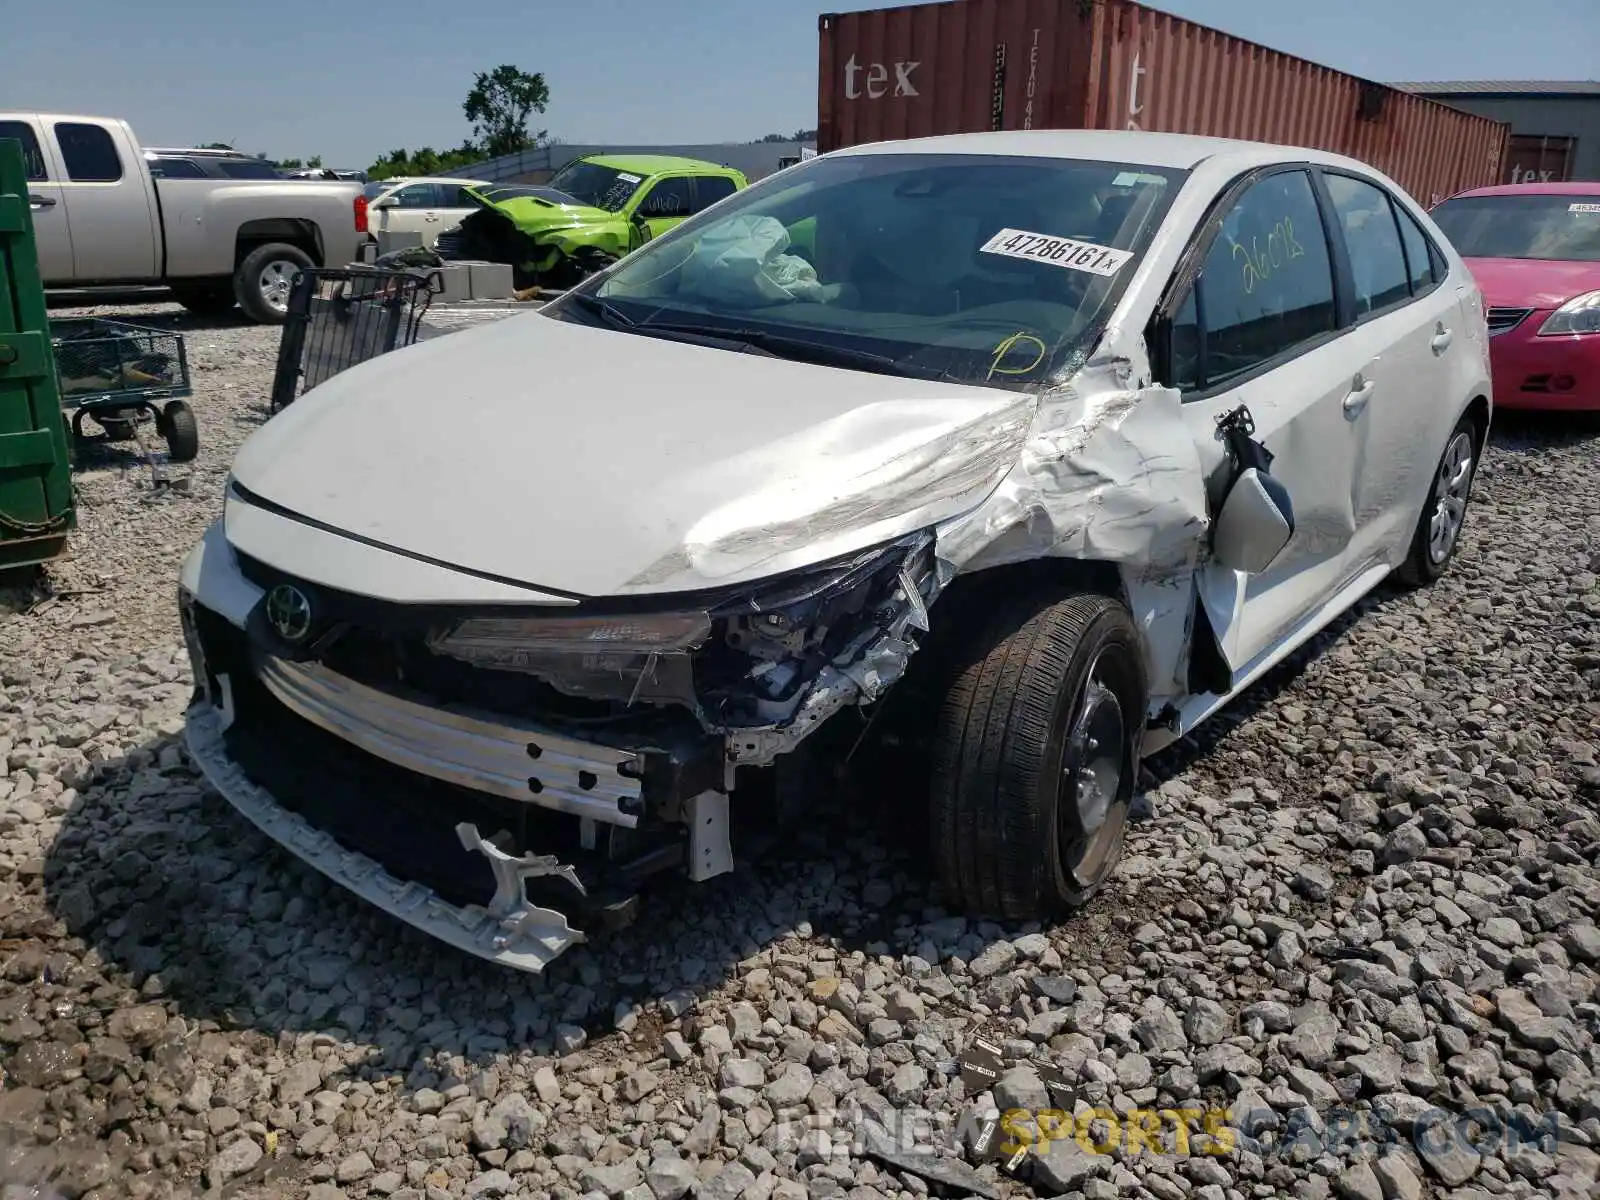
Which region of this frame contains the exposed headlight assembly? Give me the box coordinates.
[424,534,936,725]
[1538,290,1600,336]
[429,611,712,664]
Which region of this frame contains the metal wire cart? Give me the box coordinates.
[269,266,442,412]
[51,317,198,461]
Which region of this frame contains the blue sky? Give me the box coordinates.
[5,0,1595,168]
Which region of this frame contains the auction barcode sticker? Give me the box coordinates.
[1570,202,1600,214]
[980,227,1134,276]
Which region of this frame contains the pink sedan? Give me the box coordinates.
[1430,182,1600,411]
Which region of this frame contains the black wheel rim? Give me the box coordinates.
[1056,647,1132,888]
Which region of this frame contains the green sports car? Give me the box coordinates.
[442,153,749,287]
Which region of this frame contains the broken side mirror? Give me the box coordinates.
[1212,466,1294,574]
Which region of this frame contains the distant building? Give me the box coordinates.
[1391,81,1600,183]
[451,142,817,187]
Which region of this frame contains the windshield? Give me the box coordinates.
[551,152,1183,391]
[545,160,645,211]
[363,181,396,200]
[1432,193,1600,262]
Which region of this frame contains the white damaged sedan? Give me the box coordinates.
[179,129,1491,971]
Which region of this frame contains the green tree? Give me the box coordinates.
[366,141,482,182]
[752,129,818,144]
[463,65,550,159]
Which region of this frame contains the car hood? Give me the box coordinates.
[464,187,617,235]
[229,311,1036,598]
[1463,256,1600,311]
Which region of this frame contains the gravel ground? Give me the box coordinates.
[2,300,1598,1200]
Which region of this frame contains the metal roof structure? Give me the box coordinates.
[1390,81,1600,97]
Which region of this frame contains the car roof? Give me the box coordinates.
[825,128,1385,174]
[1446,181,1600,199]
[577,153,741,176]
[375,175,490,186]
[145,147,259,159]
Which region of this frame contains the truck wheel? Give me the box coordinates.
[930,588,1146,920]
[234,243,313,324]
[171,283,236,317]
[158,400,200,463]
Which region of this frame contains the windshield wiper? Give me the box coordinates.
[639,320,955,381]
[561,291,637,328]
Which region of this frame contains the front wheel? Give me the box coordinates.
[1396,413,1479,586]
[234,243,313,324]
[930,588,1147,920]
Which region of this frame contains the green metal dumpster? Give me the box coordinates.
[0,136,74,570]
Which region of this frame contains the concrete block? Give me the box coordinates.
[466,261,515,300]
[432,263,474,303]
[375,229,425,255]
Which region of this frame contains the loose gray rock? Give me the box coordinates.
[208,1137,262,1185]
[1335,1161,1383,1200]
[646,1153,697,1200]
[968,941,1018,979]
[1184,997,1231,1046]
[994,1064,1050,1112]
[1373,1155,1423,1200]
[336,1152,375,1184]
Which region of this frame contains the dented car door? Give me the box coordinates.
[1165,168,1365,677]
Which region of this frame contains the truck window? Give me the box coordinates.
[0,121,47,181]
[54,122,123,183]
[639,177,693,218]
[692,176,738,212]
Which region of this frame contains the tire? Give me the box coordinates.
[158,399,200,463]
[930,588,1147,920]
[234,243,313,324]
[171,283,236,317]
[1395,412,1479,587]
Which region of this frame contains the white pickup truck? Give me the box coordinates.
[0,113,369,322]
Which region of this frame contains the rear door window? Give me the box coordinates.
[0,121,48,181]
[54,122,124,183]
[1323,173,1410,315]
[692,176,738,212]
[1393,204,1439,295]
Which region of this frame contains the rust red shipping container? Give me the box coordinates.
[818,0,1510,206]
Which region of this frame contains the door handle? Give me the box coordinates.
[28,194,56,210]
[1430,324,1453,354]
[425,214,440,222]
[1343,375,1375,418]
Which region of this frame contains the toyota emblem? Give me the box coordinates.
[265,583,313,643]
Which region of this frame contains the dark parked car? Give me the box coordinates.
[143,147,285,181]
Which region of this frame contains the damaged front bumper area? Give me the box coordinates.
[177,523,941,971]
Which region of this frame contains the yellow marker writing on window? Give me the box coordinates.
[988,332,1048,380]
